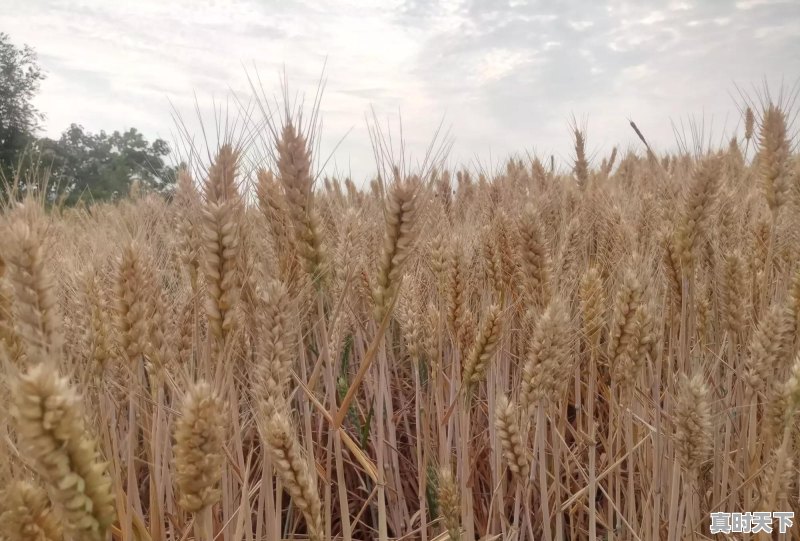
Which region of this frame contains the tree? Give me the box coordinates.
[1,33,175,204]
[0,32,45,180]
[38,124,178,204]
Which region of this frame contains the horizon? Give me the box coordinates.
[6,0,800,182]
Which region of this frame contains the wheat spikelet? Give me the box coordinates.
[461,303,503,390]
[256,167,297,277]
[494,212,517,291]
[611,300,655,391]
[673,373,712,474]
[437,466,461,541]
[745,302,793,394]
[758,104,791,214]
[114,242,149,365]
[695,276,712,343]
[531,157,548,188]
[520,299,573,408]
[608,268,644,367]
[662,229,684,309]
[516,205,551,307]
[255,168,282,223]
[745,107,755,142]
[11,363,116,541]
[253,279,294,417]
[199,145,245,352]
[573,127,589,189]
[675,156,720,273]
[764,380,792,448]
[200,200,241,349]
[480,225,503,292]
[327,302,353,364]
[261,409,324,541]
[717,186,742,242]
[276,122,326,282]
[720,251,749,338]
[0,480,63,541]
[83,269,112,381]
[173,380,225,513]
[494,394,530,479]
[175,167,202,291]
[558,216,582,284]
[5,218,62,363]
[205,144,240,205]
[373,177,420,321]
[332,207,360,283]
[423,302,440,368]
[446,242,474,352]
[175,295,197,366]
[580,266,606,349]
[434,169,453,217]
[0,269,25,363]
[399,300,423,363]
[429,231,448,281]
[175,166,199,205]
[142,254,169,376]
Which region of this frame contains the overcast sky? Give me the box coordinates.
[5,0,800,181]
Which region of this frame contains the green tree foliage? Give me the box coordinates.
[1,32,176,204]
[38,124,177,204]
[0,32,45,180]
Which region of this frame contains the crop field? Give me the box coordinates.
[1,95,799,541]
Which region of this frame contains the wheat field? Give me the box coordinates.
[1,93,799,541]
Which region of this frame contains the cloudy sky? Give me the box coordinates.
[5,0,800,181]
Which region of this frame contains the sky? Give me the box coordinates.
[4,0,800,182]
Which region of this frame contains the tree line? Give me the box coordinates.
[1,32,177,204]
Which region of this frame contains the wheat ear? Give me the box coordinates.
[12,363,116,541]
[0,480,63,541]
[373,176,420,321]
[261,408,324,541]
[745,303,793,394]
[0,269,25,364]
[200,199,241,350]
[495,393,531,479]
[675,157,720,275]
[461,303,503,391]
[520,299,573,409]
[83,269,112,382]
[277,121,326,283]
[114,242,149,365]
[6,219,62,363]
[758,104,790,215]
[674,373,713,475]
[721,251,749,338]
[516,205,551,307]
[254,279,294,417]
[437,466,462,541]
[573,127,589,188]
[580,266,606,350]
[173,381,224,541]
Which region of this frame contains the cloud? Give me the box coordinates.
[569,20,595,31]
[4,0,799,181]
